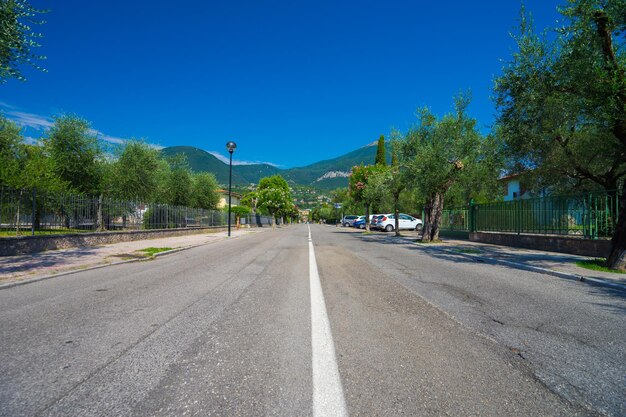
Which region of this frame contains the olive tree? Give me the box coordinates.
[494,1,626,269]
[0,0,47,82]
[108,140,162,201]
[43,115,103,194]
[398,95,483,242]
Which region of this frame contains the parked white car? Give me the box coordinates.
[377,213,423,232]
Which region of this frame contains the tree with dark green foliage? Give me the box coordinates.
[330,187,363,217]
[363,166,392,211]
[191,172,219,209]
[227,205,252,217]
[444,133,503,208]
[387,140,407,235]
[241,191,259,213]
[0,114,24,186]
[494,0,626,270]
[19,143,65,191]
[399,95,484,242]
[163,155,193,207]
[311,204,335,223]
[108,140,162,201]
[375,135,386,166]
[0,0,47,82]
[348,164,378,231]
[44,115,103,194]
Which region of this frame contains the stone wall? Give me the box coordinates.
[470,231,612,258]
[0,227,228,256]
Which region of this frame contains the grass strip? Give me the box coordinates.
[576,258,626,274]
[138,247,173,257]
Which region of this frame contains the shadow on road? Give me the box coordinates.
[336,229,626,305]
[0,246,104,276]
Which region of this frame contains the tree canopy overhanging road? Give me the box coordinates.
[1,225,624,416]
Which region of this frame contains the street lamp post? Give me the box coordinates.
[226,141,237,236]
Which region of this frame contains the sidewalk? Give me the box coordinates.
[400,235,626,289]
[336,226,626,290]
[0,228,267,288]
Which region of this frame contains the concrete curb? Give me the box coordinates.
[0,233,247,291]
[409,239,626,292]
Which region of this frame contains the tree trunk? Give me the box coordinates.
[365,204,371,232]
[607,185,626,271]
[97,194,104,231]
[394,199,400,237]
[421,193,444,243]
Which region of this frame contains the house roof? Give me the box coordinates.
[498,172,526,182]
[217,189,243,198]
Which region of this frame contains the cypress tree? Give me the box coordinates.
[375,135,386,166]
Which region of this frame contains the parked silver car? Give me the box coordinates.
[370,214,386,230]
[341,215,359,227]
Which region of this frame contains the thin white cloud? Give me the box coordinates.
[0,103,163,149]
[5,110,54,130]
[208,151,280,167]
[2,102,224,159]
[87,128,127,145]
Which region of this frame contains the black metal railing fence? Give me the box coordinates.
[0,185,274,236]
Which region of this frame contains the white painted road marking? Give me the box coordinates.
[308,225,348,417]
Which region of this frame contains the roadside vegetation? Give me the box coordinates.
[576,259,626,275]
[314,1,626,270]
[138,247,174,257]
[0,115,220,210]
[240,175,298,226]
[1,1,624,269]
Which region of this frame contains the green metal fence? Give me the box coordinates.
[440,190,620,239]
[439,207,470,238]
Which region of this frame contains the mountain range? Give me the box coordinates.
[160,143,387,190]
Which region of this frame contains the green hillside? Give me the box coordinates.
[285,144,383,186]
[160,143,388,189]
[236,163,282,184]
[160,146,234,184]
[160,146,280,185]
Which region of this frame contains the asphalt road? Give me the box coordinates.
[1,224,624,416]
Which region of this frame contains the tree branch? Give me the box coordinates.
[555,134,609,187]
[594,11,626,147]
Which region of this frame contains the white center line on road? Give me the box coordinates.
[308,225,348,417]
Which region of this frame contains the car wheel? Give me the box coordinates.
[343,223,348,227]
[385,224,394,232]
[415,224,423,232]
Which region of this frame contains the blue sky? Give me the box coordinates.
[1,0,564,168]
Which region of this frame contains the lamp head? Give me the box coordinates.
[226,141,237,154]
